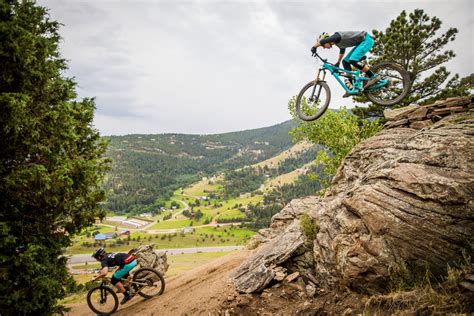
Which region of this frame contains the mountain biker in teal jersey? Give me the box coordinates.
[311,31,379,97]
[92,247,137,305]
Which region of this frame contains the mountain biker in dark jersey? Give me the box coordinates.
[92,247,138,305]
[310,31,379,97]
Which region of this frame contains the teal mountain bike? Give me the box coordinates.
[296,51,411,121]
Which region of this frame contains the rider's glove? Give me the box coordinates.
[310,46,317,54]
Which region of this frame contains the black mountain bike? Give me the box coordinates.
[295,51,411,121]
[87,267,165,315]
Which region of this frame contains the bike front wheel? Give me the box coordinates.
[87,285,119,316]
[364,62,411,106]
[295,80,331,121]
[132,267,165,299]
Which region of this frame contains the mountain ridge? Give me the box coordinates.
[104,119,295,138]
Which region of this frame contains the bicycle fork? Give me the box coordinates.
[311,68,327,101]
[100,286,108,304]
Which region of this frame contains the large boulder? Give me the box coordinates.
[232,100,474,294]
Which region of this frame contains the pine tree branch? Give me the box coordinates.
[417,53,453,73]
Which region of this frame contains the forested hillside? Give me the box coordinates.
[104,120,296,214]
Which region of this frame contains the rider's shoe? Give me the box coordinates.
[364,75,380,89]
[342,92,351,98]
[121,292,132,305]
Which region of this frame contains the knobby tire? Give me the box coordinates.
[364,62,411,106]
[87,285,119,316]
[295,81,331,121]
[132,267,165,299]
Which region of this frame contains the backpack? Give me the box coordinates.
[129,244,169,275]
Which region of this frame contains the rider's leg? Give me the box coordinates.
[112,277,131,304]
[111,276,128,293]
[346,33,377,86]
[112,259,138,304]
[115,281,126,293]
[342,60,352,72]
[342,59,354,85]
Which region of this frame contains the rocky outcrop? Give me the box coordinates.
[232,97,474,294]
[383,96,473,129]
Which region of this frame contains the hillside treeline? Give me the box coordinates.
[104,121,295,214]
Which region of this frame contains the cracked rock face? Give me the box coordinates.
[231,221,306,293]
[232,108,474,294]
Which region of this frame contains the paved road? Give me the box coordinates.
[67,246,244,265]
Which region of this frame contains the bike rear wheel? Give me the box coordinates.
[364,62,411,106]
[295,80,331,121]
[87,285,119,316]
[132,267,165,299]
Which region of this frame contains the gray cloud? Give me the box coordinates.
[39,0,473,135]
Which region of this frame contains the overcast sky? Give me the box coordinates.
[38,0,473,136]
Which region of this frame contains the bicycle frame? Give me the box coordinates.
[313,52,387,95]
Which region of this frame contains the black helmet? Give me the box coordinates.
[92,247,106,260]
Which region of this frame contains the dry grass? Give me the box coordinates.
[365,286,469,314]
[252,142,313,169]
[364,259,474,315]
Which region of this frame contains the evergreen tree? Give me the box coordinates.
[0,1,109,314]
[354,9,464,118]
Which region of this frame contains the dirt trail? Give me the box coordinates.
[67,250,250,316]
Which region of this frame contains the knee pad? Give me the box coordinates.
[349,60,364,70]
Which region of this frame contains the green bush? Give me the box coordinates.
[299,213,319,242]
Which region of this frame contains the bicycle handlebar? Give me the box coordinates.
[312,51,336,66]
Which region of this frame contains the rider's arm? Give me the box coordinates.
[93,266,109,281]
[337,52,345,64]
[313,40,322,48]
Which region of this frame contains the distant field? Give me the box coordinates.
[264,169,302,189]
[214,195,263,219]
[217,208,246,220]
[150,218,205,230]
[183,177,223,197]
[218,194,263,209]
[252,142,313,169]
[194,226,253,238]
[262,160,316,191]
[151,188,263,228]
[66,226,255,255]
